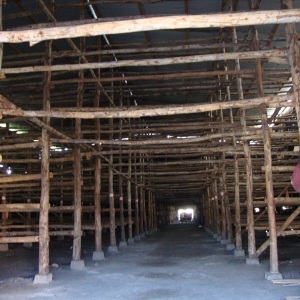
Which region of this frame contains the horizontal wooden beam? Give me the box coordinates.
[0,173,53,183]
[0,203,41,212]
[0,49,286,74]
[0,236,39,243]
[1,10,300,45]
[0,94,293,119]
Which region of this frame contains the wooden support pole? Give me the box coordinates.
[108,73,117,252]
[1,9,300,44]
[93,36,104,260]
[282,0,300,137]
[261,105,280,277]
[71,7,85,269]
[118,87,126,247]
[0,93,292,119]
[35,34,52,283]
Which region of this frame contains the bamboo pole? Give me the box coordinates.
[1,10,300,45]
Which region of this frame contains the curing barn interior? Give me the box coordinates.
[1,0,300,298]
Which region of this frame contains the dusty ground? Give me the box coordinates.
[0,224,299,300]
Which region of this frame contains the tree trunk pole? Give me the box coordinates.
[34,18,52,280]
[233,24,258,264]
[282,0,300,136]
[71,3,85,269]
[93,36,104,261]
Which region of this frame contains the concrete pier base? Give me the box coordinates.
[70,260,85,270]
[0,244,8,252]
[107,245,119,253]
[265,272,283,280]
[134,235,141,242]
[33,273,52,284]
[127,238,135,245]
[119,241,128,248]
[216,236,222,242]
[213,233,218,239]
[92,251,105,261]
[234,249,245,257]
[220,239,228,245]
[246,258,260,265]
[226,243,235,250]
[140,232,146,238]
[23,242,32,248]
[145,230,149,236]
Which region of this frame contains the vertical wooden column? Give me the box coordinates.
[219,177,227,242]
[34,17,53,282]
[139,153,144,237]
[134,140,141,241]
[261,105,282,280]
[232,26,258,265]
[282,0,300,136]
[127,134,134,244]
[148,190,152,233]
[230,107,244,256]
[118,87,127,248]
[70,2,85,270]
[93,37,104,261]
[108,89,118,252]
[24,161,33,248]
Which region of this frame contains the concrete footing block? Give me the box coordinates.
[220,239,228,245]
[265,272,283,280]
[140,232,146,238]
[213,233,218,239]
[234,249,245,257]
[107,245,119,253]
[216,236,222,242]
[33,273,52,284]
[246,258,260,265]
[119,241,128,248]
[226,243,235,250]
[145,230,149,236]
[127,238,135,245]
[23,242,32,248]
[70,260,85,270]
[0,244,8,252]
[93,251,105,261]
[134,235,141,242]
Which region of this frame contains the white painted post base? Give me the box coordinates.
[33,273,52,284]
[93,251,105,261]
[246,258,260,265]
[70,260,85,270]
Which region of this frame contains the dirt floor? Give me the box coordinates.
[0,224,299,300]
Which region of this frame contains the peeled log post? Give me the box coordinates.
[1,10,300,45]
[70,24,85,269]
[283,0,300,137]
[93,41,104,260]
[34,36,52,283]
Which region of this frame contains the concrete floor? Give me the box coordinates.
[0,224,299,300]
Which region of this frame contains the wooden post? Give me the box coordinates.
[127,146,134,244]
[118,86,127,248]
[33,18,52,282]
[93,36,104,261]
[282,0,300,137]
[134,159,141,241]
[107,73,118,253]
[261,105,282,279]
[70,2,85,270]
[233,25,258,265]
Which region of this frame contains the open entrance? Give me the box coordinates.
[178,208,194,223]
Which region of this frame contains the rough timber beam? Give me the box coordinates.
[0,93,293,119]
[0,10,300,45]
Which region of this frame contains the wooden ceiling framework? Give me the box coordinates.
[0,0,300,282]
